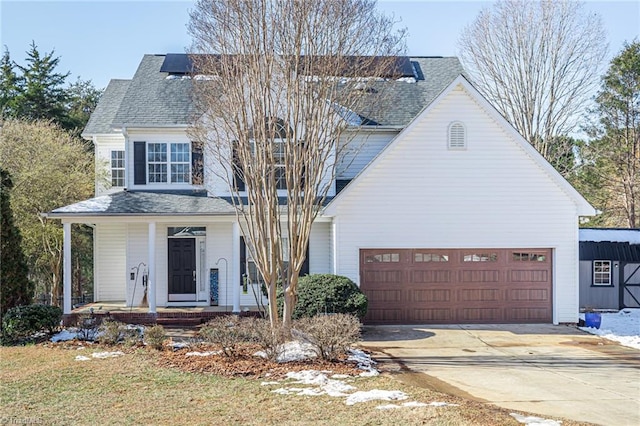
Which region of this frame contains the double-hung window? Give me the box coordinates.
[147,142,190,183]
[110,150,125,187]
[593,260,612,286]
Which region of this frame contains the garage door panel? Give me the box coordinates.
[459,307,503,322]
[410,308,454,322]
[459,288,501,302]
[360,248,552,324]
[510,270,549,282]
[508,288,549,302]
[365,308,404,323]
[411,270,452,283]
[461,270,500,282]
[411,289,451,302]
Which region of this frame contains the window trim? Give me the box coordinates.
[146,142,191,185]
[592,260,613,287]
[110,150,125,187]
[448,121,466,150]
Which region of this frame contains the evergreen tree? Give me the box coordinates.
[0,48,21,118]
[582,41,640,227]
[0,168,34,318]
[66,77,103,136]
[14,41,70,126]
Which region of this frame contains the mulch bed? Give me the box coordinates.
[157,344,364,379]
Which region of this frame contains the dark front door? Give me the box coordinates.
[168,238,196,301]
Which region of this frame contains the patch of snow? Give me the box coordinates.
[579,228,640,244]
[331,374,350,379]
[348,348,379,376]
[396,77,416,83]
[345,389,408,406]
[260,381,280,386]
[579,309,640,350]
[510,413,562,426]
[376,404,401,410]
[92,351,124,359]
[427,401,459,407]
[54,195,112,214]
[278,370,357,397]
[171,342,190,350]
[75,355,90,361]
[51,329,79,342]
[274,341,318,363]
[185,351,219,357]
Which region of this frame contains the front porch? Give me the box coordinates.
[65,302,262,326]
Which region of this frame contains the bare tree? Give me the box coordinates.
[188,0,404,328]
[458,0,607,162]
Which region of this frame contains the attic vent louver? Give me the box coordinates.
[448,121,466,150]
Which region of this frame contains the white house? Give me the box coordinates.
[48,54,596,324]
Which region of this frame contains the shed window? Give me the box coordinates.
[593,260,612,286]
[448,121,466,150]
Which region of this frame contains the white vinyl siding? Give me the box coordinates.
[309,222,331,274]
[328,85,581,324]
[337,131,398,179]
[94,136,125,195]
[94,223,126,301]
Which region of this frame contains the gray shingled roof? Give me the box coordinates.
[111,55,194,128]
[350,57,465,126]
[48,191,237,217]
[82,79,130,136]
[83,54,464,134]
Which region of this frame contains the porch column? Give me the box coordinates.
[148,221,157,314]
[63,222,72,315]
[232,221,241,313]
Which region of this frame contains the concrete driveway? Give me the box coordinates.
[360,324,640,425]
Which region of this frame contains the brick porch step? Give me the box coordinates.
[155,317,205,327]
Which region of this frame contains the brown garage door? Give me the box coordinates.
[360,248,552,324]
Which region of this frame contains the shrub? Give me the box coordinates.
[97,320,126,345]
[243,316,285,361]
[293,313,361,361]
[76,314,100,341]
[279,274,368,319]
[199,315,253,357]
[144,325,166,350]
[1,304,62,341]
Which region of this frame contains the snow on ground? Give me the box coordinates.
[74,351,124,361]
[510,413,562,426]
[579,309,640,350]
[254,340,318,363]
[51,329,79,342]
[345,389,408,406]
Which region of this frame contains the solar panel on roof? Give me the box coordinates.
[160,53,416,78]
[160,54,194,74]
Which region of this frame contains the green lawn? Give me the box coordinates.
[0,345,583,425]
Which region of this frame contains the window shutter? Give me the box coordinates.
[240,236,247,286]
[300,243,310,276]
[191,142,204,185]
[133,142,146,185]
[232,142,245,191]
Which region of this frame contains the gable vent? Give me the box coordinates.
[448,122,466,150]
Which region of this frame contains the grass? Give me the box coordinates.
[0,345,588,426]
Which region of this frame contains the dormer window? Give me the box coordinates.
[448,121,466,150]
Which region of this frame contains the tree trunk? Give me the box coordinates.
[282,274,299,330]
[266,282,279,330]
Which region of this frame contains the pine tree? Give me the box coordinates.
[14,41,70,126]
[0,168,33,318]
[0,48,21,118]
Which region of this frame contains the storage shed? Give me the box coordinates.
[579,228,640,310]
